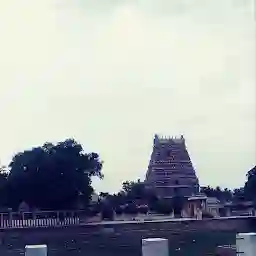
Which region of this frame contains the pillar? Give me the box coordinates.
[25,245,47,256]
[32,211,36,220]
[0,213,3,227]
[8,211,12,227]
[142,238,168,256]
[236,233,256,256]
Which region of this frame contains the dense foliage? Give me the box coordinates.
[0,139,102,211]
[0,166,8,207]
[97,180,185,216]
[244,166,256,201]
[200,186,233,202]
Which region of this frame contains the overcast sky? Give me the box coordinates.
[0,0,255,193]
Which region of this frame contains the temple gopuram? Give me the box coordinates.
[145,134,199,199]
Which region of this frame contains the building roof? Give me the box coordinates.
[206,197,220,204]
[188,195,207,201]
[154,134,185,144]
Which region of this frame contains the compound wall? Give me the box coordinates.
[1,217,256,256]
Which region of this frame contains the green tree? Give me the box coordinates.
[0,166,8,207]
[7,139,103,210]
[233,188,245,202]
[121,179,155,203]
[101,203,114,220]
[122,181,137,193]
[200,186,232,202]
[244,165,256,201]
[154,199,173,215]
[122,179,146,199]
[123,202,138,215]
[100,180,156,214]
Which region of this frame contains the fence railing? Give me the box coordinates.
[0,210,81,229]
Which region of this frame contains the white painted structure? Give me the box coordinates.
[0,210,80,229]
[0,216,80,228]
[206,197,220,217]
[142,238,169,256]
[25,245,47,256]
[236,233,256,256]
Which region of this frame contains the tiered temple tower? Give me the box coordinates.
[145,134,199,198]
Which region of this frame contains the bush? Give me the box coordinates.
[138,205,148,214]
[115,206,123,215]
[123,203,138,215]
[101,205,114,220]
[155,200,173,215]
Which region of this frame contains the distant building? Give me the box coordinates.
[145,134,199,199]
[182,195,207,219]
[182,195,220,218]
[206,197,221,217]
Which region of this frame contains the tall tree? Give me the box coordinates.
[0,166,8,207]
[7,139,103,210]
[244,165,256,201]
[233,187,245,202]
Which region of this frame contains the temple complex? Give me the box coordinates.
[145,134,199,198]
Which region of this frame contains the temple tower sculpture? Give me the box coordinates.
[145,134,199,198]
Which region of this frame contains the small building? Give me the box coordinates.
[206,197,221,217]
[182,195,207,219]
[182,195,220,218]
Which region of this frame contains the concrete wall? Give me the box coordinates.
[1,217,256,256]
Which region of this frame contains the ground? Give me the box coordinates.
[167,232,235,256]
[0,231,235,256]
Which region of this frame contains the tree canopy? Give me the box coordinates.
[5,138,103,211]
[244,165,256,201]
[0,166,8,207]
[200,186,233,202]
[97,179,187,216]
